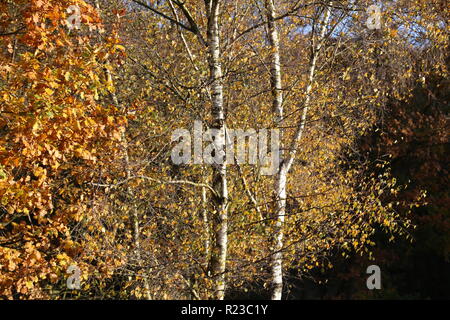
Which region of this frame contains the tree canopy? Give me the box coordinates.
[0,0,448,299]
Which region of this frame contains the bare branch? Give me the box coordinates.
[131,0,194,33]
[91,175,219,198]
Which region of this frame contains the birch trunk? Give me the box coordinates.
[265,0,286,300]
[267,1,333,300]
[284,3,332,173]
[206,0,228,300]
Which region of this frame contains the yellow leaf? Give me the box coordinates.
[25,281,34,289]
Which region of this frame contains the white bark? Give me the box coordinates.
[127,0,229,300]
[266,0,283,125]
[267,0,332,300]
[284,3,332,174]
[266,0,287,300]
[265,0,286,300]
[206,0,228,300]
[272,167,287,300]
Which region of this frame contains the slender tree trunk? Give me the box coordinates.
[124,147,152,300]
[284,3,332,172]
[202,184,211,261]
[206,0,228,300]
[265,0,286,300]
[267,0,333,300]
[94,0,152,300]
[266,0,283,124]
[272,168,287,300]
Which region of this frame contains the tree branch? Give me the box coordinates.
[91,175,219,197]
[0,26,25,37]
[131,0,194,33]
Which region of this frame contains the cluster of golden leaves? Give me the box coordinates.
[0,0,126,298]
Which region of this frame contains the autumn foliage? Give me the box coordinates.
[0,0,126,298]
[0,0,448,299]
